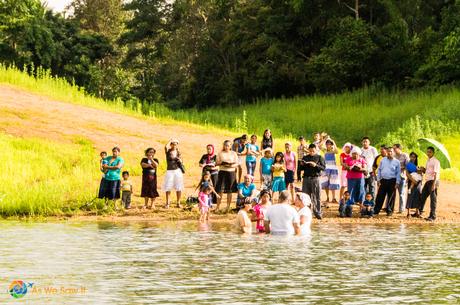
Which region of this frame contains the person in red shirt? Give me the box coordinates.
[340,143,352,200]
[343,147,367,209]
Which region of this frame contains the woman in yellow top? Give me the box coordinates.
[271,152,287,202]
[215,140,239,212]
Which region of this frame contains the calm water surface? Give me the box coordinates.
[0,221,459,304]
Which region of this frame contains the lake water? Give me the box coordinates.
[0,221,459,304]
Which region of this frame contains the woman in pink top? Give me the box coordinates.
[284,142,297,201]
[343,147,367,206]
[340,143,352,200]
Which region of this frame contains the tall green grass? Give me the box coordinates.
[0,134,99,216]
[169,87,460,144]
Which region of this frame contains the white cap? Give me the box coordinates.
[351,147,362,155]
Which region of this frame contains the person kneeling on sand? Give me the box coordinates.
[339,191,354,218]
[264,190,300,235]
[360,192,375,218]
[236,201,252,234]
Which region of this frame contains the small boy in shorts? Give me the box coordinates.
[121,171,133,209]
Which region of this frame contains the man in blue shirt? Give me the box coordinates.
[375,147,401,216]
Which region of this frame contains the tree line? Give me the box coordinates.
[1,0,460,108]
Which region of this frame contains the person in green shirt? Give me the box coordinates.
[102,146,124,210]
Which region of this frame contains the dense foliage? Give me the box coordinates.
[2,0,460,108]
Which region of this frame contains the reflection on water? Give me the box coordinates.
[0,221,459,304]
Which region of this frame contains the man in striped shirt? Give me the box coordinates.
[419,146,441,221]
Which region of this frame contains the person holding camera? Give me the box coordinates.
[343,147,367,211]
[163,139,184,208]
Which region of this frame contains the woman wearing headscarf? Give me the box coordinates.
[340,142,353,200]
[199,144,218,204]
[343,147,367,208]
[294,192,312,235]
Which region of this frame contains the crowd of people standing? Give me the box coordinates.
[96,129,442,235]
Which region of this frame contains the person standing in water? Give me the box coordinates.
[236,201,253,234]
[264,190,300,235]
[294,193,312,235]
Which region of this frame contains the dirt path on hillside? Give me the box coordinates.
[1,84,459,224]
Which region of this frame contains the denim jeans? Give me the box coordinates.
[339,202,353,217]
[361,207,374,217]
[246,161,256,176]
[347,178,365,204]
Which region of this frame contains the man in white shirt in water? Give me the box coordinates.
[264,190,300,235]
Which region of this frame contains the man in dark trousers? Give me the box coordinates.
[300,144,326,219]
[375,147,401,216]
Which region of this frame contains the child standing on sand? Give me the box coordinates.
[244,134,260,176]
[121,171,133,209]
[198,186,213,222]
[271,152,287,202]
[259,149,274,191]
